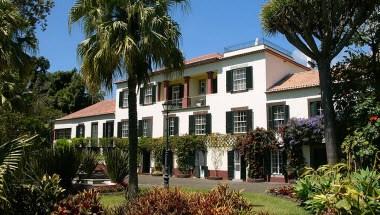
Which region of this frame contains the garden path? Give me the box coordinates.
[138,175,286,193]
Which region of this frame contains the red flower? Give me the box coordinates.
[369,115,379,122]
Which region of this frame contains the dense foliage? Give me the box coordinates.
[5,174,64,215]
[107,184,253,215]
[295,164,380,214]
[172,135,206,174]
[52,189,103,215]
[282,117,324,174]
[236,128,277,179]
[104,149,129,187]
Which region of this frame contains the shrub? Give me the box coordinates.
[80,151,98,177]
[104,149,128,187]
[5,174,65,215]
[173,135,206,174]
[236,128,277,179]
[33,145,82,189]
[107,184,253,215]
[294,164,380,214]
[52,189,103,214]
[267,185,296,198]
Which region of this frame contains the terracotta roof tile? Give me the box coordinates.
[57,100,115,120]
[268,70,319,92]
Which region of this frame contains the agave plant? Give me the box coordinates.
[0,135,35,206]
[104,149,128,187]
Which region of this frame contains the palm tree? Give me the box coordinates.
[261,0,378,164]
[0,0,36,108]
[69,0,186,198]
[0,136,34,207]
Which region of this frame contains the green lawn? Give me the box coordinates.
[100,189,309,215]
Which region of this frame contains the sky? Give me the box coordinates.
[35,0,309,97]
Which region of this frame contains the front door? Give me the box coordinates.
[172,85,182,108]
[142,150,151,174]
[234,150,241,180]
[227,150,234,180]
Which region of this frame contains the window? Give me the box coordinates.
[144,87,153,105]
[199,79,206,95]
[168,117,175,136]
[233,111,247,133]
[271,150,283,175]
[233,68,246,91]
[55,128,71,140]
[122,91,128,108]
[272,105,286,130]
[91,123,98,138]
[121,121,129,138]
[194,115,206,135]
[310,101,322,117]
[171,85,182,108]
[76,124,85,137]
[142,119,151,137]
[234,150,241,171]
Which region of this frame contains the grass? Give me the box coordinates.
[100,188,309,215]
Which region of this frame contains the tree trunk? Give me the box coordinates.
[127,76,139,198]
[317,59,339,164]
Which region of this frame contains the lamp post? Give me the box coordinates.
[162,101,170,188]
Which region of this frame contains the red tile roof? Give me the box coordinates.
[267,70,319,92]
[57,100,115,120]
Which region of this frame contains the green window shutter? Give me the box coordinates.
[212,78,218,93]
[189,115,195,135]
[227,150,234,180]
[152,85,157,103]
[267,106,273,130]
[138,120,143,137]
[119,91,123,108]
[226,70,233,92]
[285,105,290,124]
[246,110,253,132]
[76,125,80,138]
[148,119,153,137]
[246,66,253,89]
[117,122,122,138]
[310,102,317,117]
[163,117,167,137]
[206,113,212,134]
[226,111,233,134]
[102,123,106,138]
[174,117,179,136]
[139,87,145,105]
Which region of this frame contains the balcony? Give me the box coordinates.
[167,95,207,110]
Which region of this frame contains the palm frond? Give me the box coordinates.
[0,135,35,205]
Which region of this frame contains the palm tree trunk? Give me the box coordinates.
[127,76,139,198]
[317,59,338,164]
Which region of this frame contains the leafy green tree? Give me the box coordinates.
[261,0,378,164]
[69,0,186,198]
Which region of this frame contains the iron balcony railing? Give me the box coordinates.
[167,95,207,110]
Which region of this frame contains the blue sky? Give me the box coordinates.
[36,0,308,73]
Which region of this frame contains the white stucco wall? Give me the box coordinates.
[54,114,115,138]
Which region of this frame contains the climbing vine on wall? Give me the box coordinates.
[235,128,277,179]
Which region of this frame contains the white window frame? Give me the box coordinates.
[121,121,129,138]
[194,115,206,135]
[142,119,150,137]
[271,150,283,175]
[273,105,286,130]
[91,123,98,138]
[233,68,246,91]
[122,91,128,108]
[144,87,153,105]
[199,79,206,95]
[310,101,323,117]
[168,117,175,136]
[233,111,247,133]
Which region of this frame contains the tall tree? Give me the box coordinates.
[261,0,378,164]
[69,0,186,197]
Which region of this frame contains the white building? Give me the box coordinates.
[54,40,323,182]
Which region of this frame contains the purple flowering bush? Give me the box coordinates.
[281,116,324,175]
